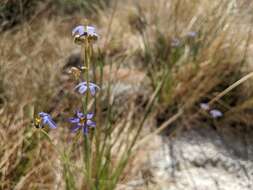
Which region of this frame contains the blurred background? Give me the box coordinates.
[1,0,253,189]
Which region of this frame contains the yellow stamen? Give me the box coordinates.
[34,117,42,128]
[80,117,86,125]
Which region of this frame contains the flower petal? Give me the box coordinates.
[86,113,94,120]
[90,82,100,89]
[87,120,96,127]
[39,112,49,117]
[72,25,86,36]
[171,38,180,47]
[200,103,209,111]
[89,86,97,96]
[77,111,85,118]
[90,32,98,38]
[47,119,57,129]
[69,117,80,123]
[41,116,50,125]
[74,82,87,89]
[86,26,96,34]
[71,125,81,132]
[78,85,88,94]
[86,26,98,37]
[210,109,223,118]
[186,31,197,38]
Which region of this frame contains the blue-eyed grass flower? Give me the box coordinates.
[34,112,57,129]
[69,111,96,134]
[75,81,100,96]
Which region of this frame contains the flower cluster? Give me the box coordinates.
[70,24,99,134]
[33,22,100,135]
[200,103,223,119]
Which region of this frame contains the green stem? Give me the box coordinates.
[40,129,77,190]
[82,38,93,189]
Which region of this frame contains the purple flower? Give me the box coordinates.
[69,111,96,134]
[200,103,210,111]
[200,103,223,118]
[171,38,181,47]
[75,81,100,96]
[35,112,57,129]
[186,31,197,38]
[72,25,86,36]
[210,109,223,118]
[72,25,98,38]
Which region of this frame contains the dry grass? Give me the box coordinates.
[1,0,253,189]
[0,17,78,189]
[96,0,253,133]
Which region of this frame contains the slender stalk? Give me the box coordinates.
[40,129,77,190]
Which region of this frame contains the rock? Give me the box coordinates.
[130,126,253,190]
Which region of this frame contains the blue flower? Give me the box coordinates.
[75,81,100,96]
[72,25,86,36]
[171,38,181,47]
[200,103,223,119]
[210,109,223,118]
[186,31,197,38]
[69,111,96,134]
[200,103,210,111]
[72,25,98,39]
[34,112,57,129]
